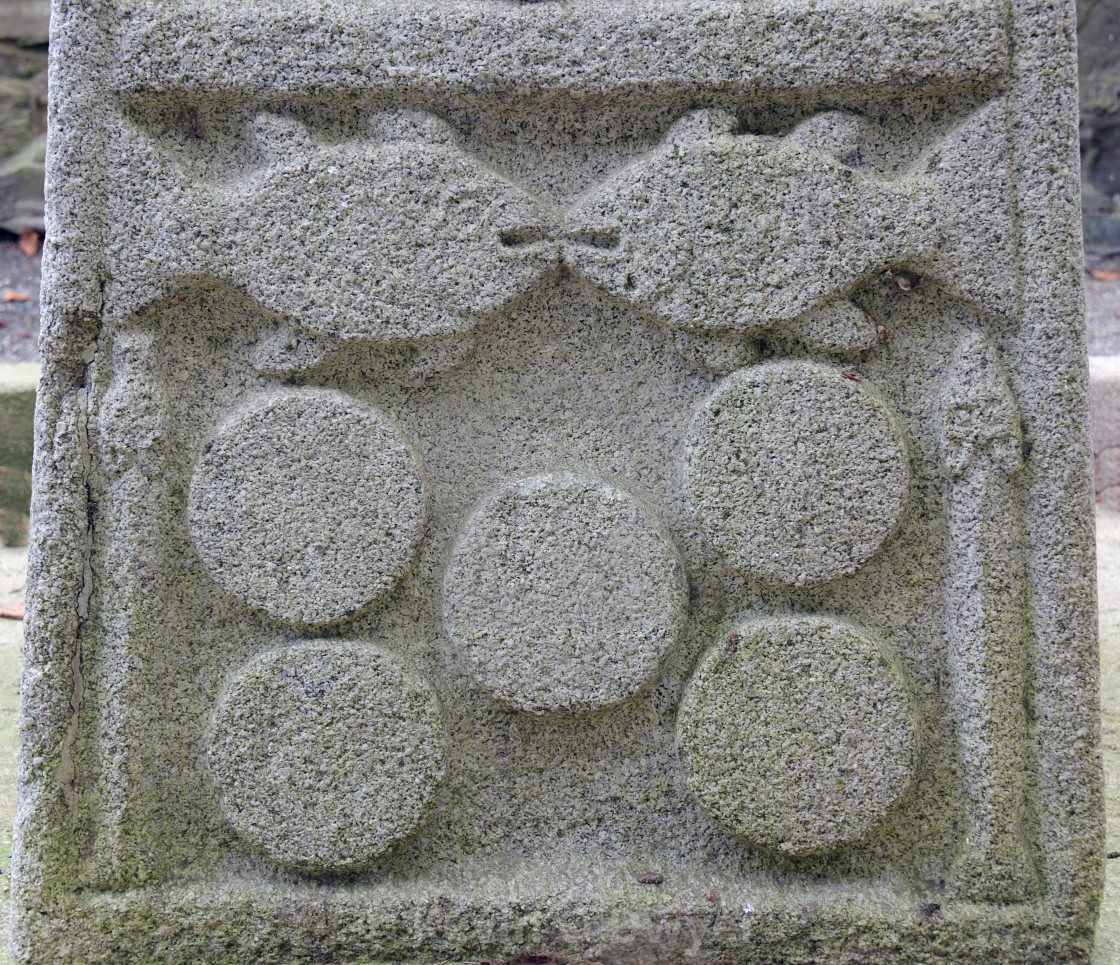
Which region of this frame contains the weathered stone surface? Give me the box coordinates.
[187,388,427,627]
[677,616,918,857]
[12,0,1100,963]
[207,640,446,874]
[685,359,910,586]
[443,472,687,715]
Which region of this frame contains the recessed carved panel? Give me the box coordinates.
[13,0,1099,962]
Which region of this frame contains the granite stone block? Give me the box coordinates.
[11,0,1102,962]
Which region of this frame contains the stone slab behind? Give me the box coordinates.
[0,0,47,235]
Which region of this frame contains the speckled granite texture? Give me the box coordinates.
[11,0,1102,962]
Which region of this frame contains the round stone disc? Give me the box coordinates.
[208,641,445,874]
[442,472,688,715]
[685,360,909,586]
[676,617,917,856]
[188,389,426,626]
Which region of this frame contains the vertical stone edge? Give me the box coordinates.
[8,0,111,961]
[1006,0,1104,950]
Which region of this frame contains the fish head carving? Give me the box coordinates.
[562,108,940,334]
[105,113,562,340]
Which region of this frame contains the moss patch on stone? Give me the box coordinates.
[0,364,36,547]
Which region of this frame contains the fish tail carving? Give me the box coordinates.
[102,116,215,325]
[911,100,1019,320]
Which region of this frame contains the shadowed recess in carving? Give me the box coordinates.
[677,616,918,856]
[442,472,688,715]
[500,227,620,249]
[187,388,427,626]
[685,359,910,586]
[208,641,445,874]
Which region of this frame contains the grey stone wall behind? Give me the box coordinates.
[0,0,47,236]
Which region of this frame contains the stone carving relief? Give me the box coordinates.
[108,99,1029,884]
[208,640,445,873]
[153,98,1024,885]
[13,0,1097,961]
[939,333,1038,903]
[677,616,918,856]
[188,388,427,626]
[108,99,1016,374]
[684,359,911,586]
[442,472,688,715]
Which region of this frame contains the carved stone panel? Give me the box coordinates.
[12,0,1100,962]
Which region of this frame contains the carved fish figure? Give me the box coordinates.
[107,101,1015,366]
[105,109,558,340]
[563,100,1017,341]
